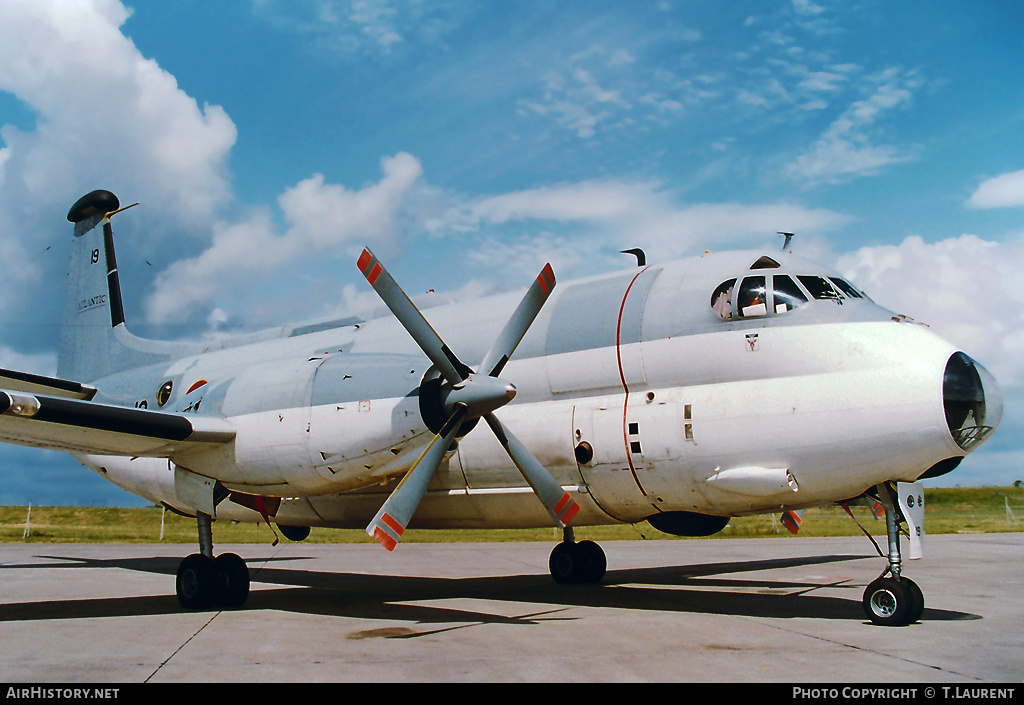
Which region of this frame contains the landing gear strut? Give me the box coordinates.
[549,528,606,584]
[175,511,250,610]
[862,483,924,626]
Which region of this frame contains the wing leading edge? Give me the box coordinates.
[0,388,234,457]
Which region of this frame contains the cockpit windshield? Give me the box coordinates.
[797,275,842,301]
[828,277,864,299]
[711,265,866,321]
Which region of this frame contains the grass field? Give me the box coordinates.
[2,486,1021,545]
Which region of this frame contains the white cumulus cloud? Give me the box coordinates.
[836,234,1024,387]
[967,169,1024,209]
[145,152,425,323]
[0,0,236,220]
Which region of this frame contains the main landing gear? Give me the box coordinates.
[175,511,250,610]
[861,483,924,626]
[549,528,607,584]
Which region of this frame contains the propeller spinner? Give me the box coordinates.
[357,248,579,550]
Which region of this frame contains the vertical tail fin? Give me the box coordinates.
[59,190,168,383]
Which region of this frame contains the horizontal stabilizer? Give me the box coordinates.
[0,368,96,400]
[0,389,234,457]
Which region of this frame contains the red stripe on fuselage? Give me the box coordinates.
[616,266,653,497]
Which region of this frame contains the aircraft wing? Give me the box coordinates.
[0,388,235,457]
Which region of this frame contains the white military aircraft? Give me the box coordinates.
[0,190,1002,626]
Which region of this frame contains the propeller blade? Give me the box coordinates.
[484,413,580,527]
[367,406,468,551]
[479,263,556,378]
[357,248,569,539]
[357,248,467,385]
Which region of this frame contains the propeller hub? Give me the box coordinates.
[442,374,517,417]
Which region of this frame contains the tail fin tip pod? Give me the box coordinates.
[67,190,120,225]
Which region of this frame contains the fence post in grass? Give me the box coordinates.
[160,504,165,541]
[22,504,31,539]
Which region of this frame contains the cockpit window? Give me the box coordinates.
[712,271,861,321]
[711,279,735,319]
[750,256,781,270]
[737,276,767,318]
[772,274,807,313]
[797,275,843,301]
[828,277,863,299]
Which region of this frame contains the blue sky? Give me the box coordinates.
[0,0,1022,505]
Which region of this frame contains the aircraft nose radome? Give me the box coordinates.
[943,352,1002,453]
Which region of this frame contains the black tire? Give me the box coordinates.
[176,553,215,610]
[549,542,576,584]
[215,553,250,608]
[863,577,913,626]
[576,540,606,583]
[549,541,606,584]
[901,577,925,623]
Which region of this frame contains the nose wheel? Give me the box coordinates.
[863,574,924,626]
[175,512,250,610]
[861,483,925,626]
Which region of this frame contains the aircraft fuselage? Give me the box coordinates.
[78,249,997,531]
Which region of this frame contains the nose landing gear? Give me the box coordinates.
[861,483,924,626]
[863,574,924,626]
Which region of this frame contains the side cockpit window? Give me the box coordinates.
[712,275,798,320]
[712,273,808,320]
[711,279,735,319]
[737,276,767,318]
[711,269,864,321]
[773,274,807,313]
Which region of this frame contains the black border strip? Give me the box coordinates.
[28,396,194,442]
[103,222,126,328]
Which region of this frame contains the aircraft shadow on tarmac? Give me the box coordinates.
[0,550,981,629]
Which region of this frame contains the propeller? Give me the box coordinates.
[357,248,579,550]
